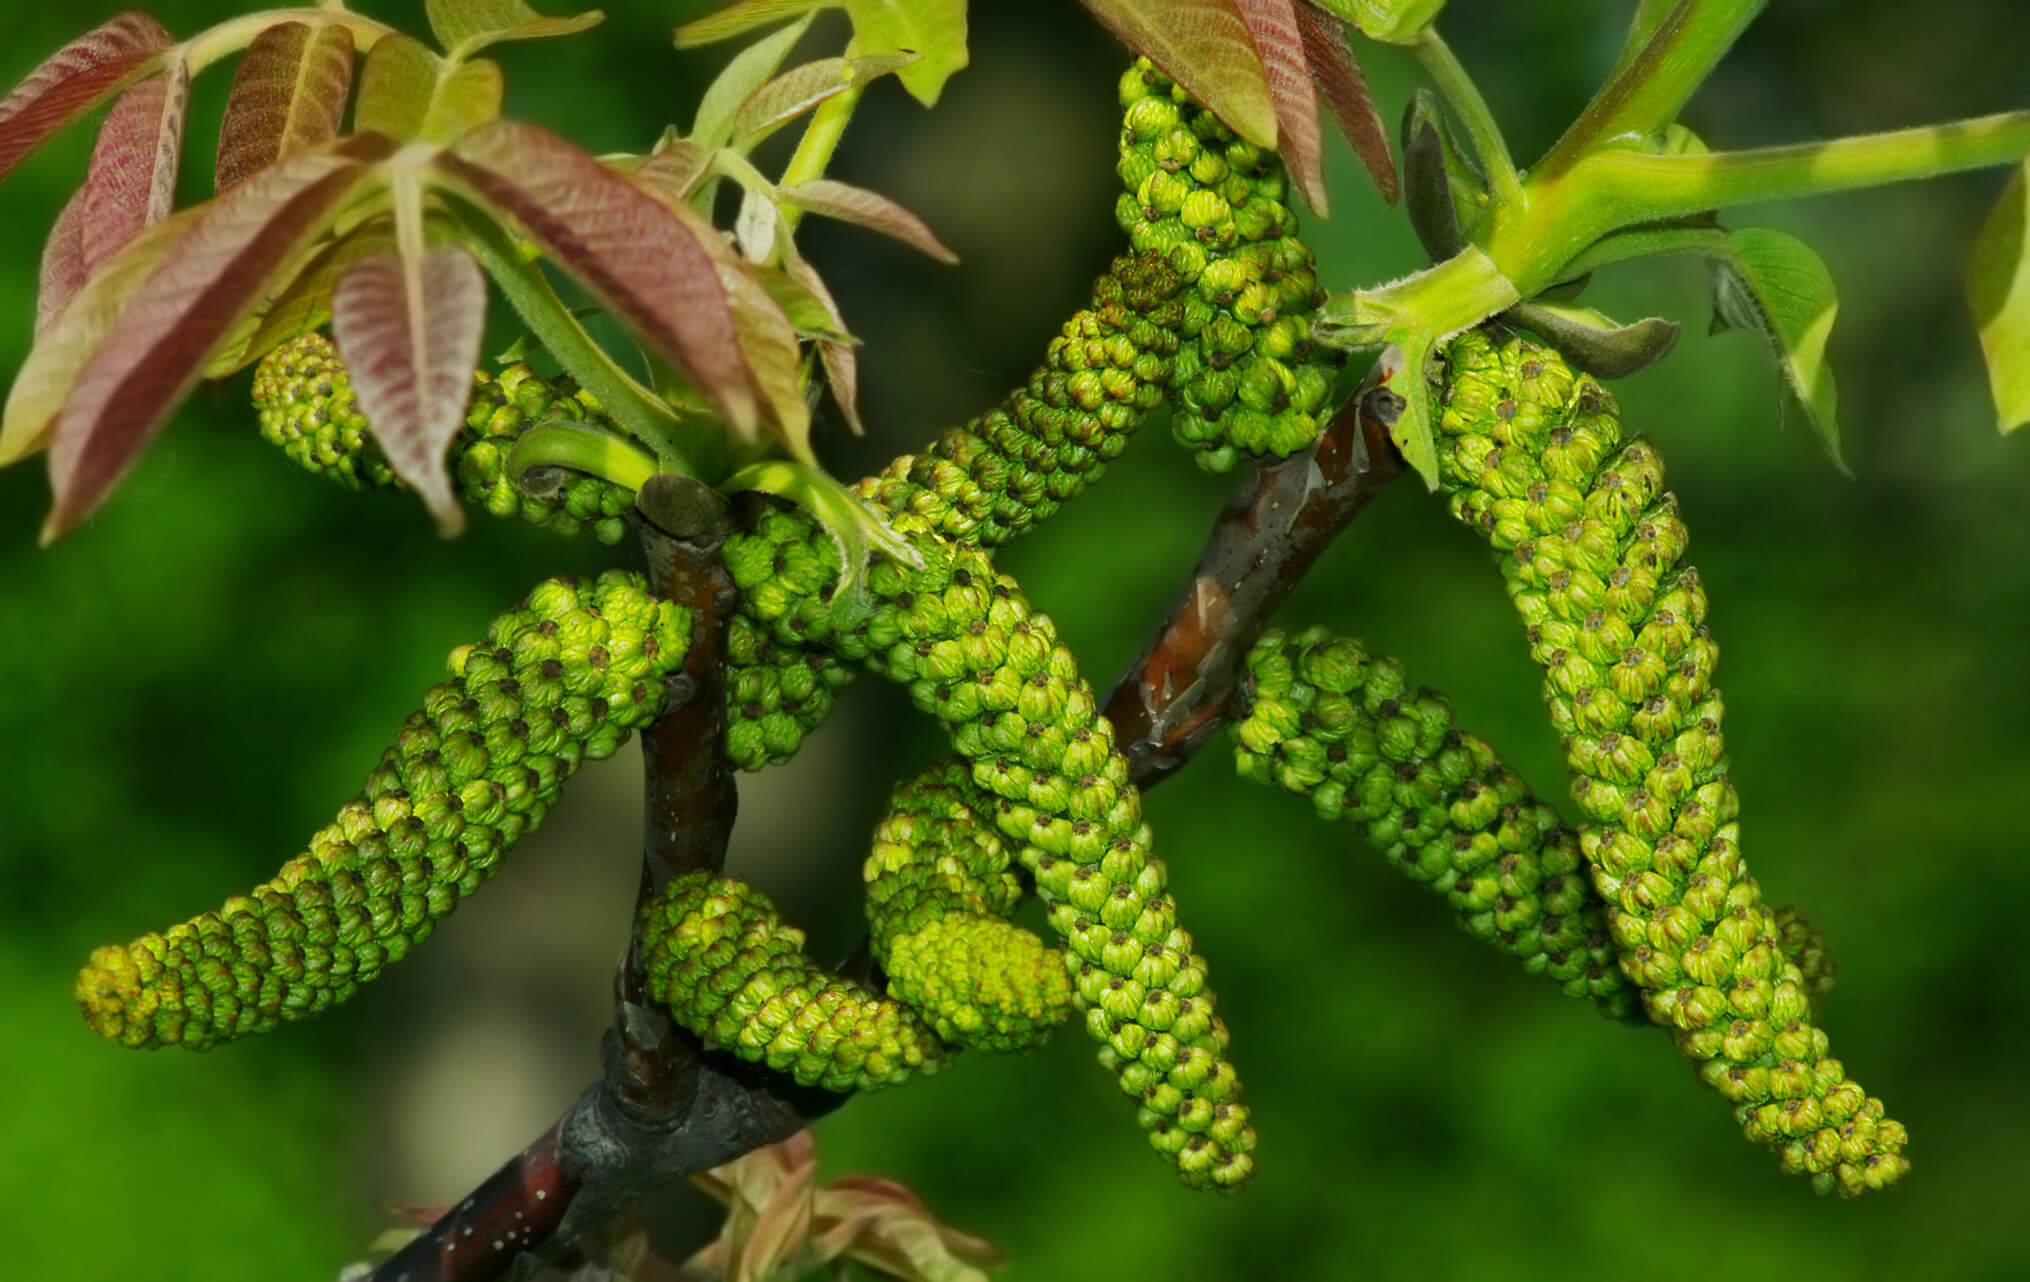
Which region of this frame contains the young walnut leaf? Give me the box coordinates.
[215,22,354,194]
[730,53,916,151]
[423,0,603,61]
[778,179,958,262]
[0,11,171,183]
[435,121,760,434]
[1235,0,1325,213]
[1079,0,1277,148]
[1294,1,1396,204]
[1710,226,1845,468]
[840,0,968,107]
[37,187,90,337]
[6,205,200,464]
[332,247,489,534]
[1966,159,2030,435]
[80,58,189,276]
[675,0,824,49]
[689,11,816,150]
[209,225,399,376]
[790,255,863,432]
[355,33,503,145]
[43,133,395,539]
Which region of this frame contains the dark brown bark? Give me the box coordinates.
[1103,370,1406,788]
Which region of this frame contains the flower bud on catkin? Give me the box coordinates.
[251,332,634,544]
[864,759,1074,1053]
[75,572,691,1050]
[721,504,1254,1191]
[1236,627,1642,1022]
[639,871,955,1092]
[1433,327,1907,1197]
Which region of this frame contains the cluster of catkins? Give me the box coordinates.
[76,573,692,1049]
[1432,326,1907,1197]
[87,54,1909,1201]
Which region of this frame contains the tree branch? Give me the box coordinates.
[366,480,841,1282]
[365,374,1405,1279]
[1104,371,1406,788]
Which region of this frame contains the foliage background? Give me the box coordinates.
[2,1,2027,1277]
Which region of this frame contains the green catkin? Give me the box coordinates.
[1775,904,1836,1001]
[720,506,1254,1191]
[74,572,692,1050]
[250,332,636,544]
[638,871,956,1093]
[857,251,1188,548]
[723,613,856,773]
[863,759,1074,1053]
[1115,59,1338,473]
[1235,627,1642,1022]
[1433,327,1908,1197]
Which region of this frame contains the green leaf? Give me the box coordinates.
[754,263,855,341]
[355,33,503,144]
[424,0,603,60]
[1079,0,1276,147]
[677,0,829,49]
[1966,159,2030,434]
[1311,0,1447,46]
[841,0,968,106]
[1709,226,1844,468]
[730,53,914,150]
[690,12,817,149]
[1378,335,1438,487]
[1504,301,1680,379]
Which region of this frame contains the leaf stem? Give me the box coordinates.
[507,421,661,493]
[777,86,863,233]
[1538,0,1767,178]
[452,207,709,477]
[182,7,394,75]
[1413,29,1524,211]
[1576,110,2030,223]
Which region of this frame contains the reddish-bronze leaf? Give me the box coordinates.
[780,179,958,264]
[1295,2,1396,204]
[44,134,394,540]
[208,225,399,376]
[37,186,89,336]
[786,251,861,434]
[332,247,489,534]
[1236,0,1325,213]
[0,12,172,182]
[632,139,712,202]
[216,21,355,194]
[437,121,759,433]
[1079,0,1277,148]
[80,58,190,277]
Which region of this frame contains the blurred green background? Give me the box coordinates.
[4,1,2029,1278]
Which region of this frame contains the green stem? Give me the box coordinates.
[183,7,393,73]
[507,422,661,493]
[1556,222,1726,279]
[452,206,709,478]
[777,86,863,233]
[1314,244,1522,351]
[1538,0,1767,178]
[1576,110,2030,222]
[1414,30,1524,211]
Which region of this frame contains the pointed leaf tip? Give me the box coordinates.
[333,247,488,535]
[0,11,172,183]
[1079,0,1277,148]
[780,179,958,263]
[841,0,967,106]
[1710,226,1845,469]
[1296,2,1395,205]
[1967,159,2030,435]
[1235,0,1325,213]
